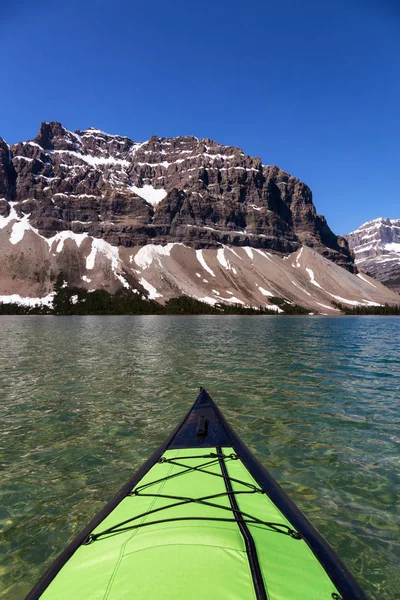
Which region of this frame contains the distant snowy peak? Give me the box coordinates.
[346,217,400,293]
[346,217,400,257]
[350,217,400,235]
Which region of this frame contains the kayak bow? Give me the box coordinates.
[27,388,368,600]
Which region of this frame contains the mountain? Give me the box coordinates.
[1,122,399,313]
[1,121,353,265]
[345,218,400,293]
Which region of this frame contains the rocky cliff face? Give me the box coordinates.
[0,140,15,213]
[1,121,354,271]
[345,218,400,293]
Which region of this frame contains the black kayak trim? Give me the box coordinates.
[26,388,368,600]
[217,446,268,600]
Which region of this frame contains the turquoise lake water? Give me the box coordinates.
[0,315,399,599]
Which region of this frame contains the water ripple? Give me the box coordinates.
[0,316,399,599]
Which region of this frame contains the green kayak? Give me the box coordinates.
[27,389,367,600]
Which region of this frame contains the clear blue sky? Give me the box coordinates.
[1,0,399,234]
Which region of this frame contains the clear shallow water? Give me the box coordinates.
[0,315,399,599]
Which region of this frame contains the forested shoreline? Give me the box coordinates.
[2,276,400,316]
[0,276,310,316]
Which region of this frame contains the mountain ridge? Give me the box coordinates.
[345,217,400,293]
[3,122,400,313]
[1,121,353,270]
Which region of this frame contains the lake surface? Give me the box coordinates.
[0,316,399,599]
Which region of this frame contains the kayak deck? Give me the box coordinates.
[41,448,340,600]
[27,389,367,600]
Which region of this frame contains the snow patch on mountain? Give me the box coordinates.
[129,184,167,206]
[356,273,377,288]
[196,250,215,277]
[50,149,130,168]
[222,295,244,305]
[10,213,32,244]
[259,286,273,297]
[243,247,253,260]
[295,247,303,267]
[86,238,130,288]
[328,295,363,306]
[0,293,55,307]
[217,248,230,270]
[226,246,242,260]
[51,231,88,252]
[139,278,162,299]
[266,304,284,313]
[195,295,218,306]
[0,202,18,230]
[305,268,322,289]
[0,203,91,251]
[253,248,274,262]
[133,243,178,269]
[385,242,400,252]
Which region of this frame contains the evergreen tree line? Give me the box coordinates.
[0,275,312,316]
[332,301,400,315]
